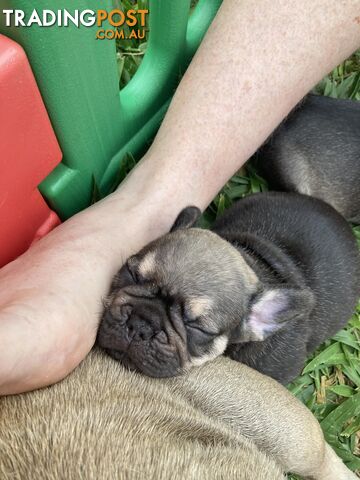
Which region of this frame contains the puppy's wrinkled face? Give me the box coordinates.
[97,226,258,378]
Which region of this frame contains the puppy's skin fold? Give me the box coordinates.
[0,349,356,480]
[98,192,360,384]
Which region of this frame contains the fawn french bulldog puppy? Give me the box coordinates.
[98,192,360,384]
[0,349,356,480]
[256,94,360,223]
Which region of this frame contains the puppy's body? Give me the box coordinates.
[98,193,360,385]
[256,94,360,223]
[213,193,360,382]
[0,349,356,480]
[98,95,360,384]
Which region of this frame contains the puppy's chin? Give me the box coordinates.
[102,349,137,373]
[103,347,184,378]
[98,285,192,377]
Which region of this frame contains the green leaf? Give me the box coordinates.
[323,78,336,97]
[349,72,360,99]
[321,392,360,442]
[117,54,125,80]
[336,73,357,99]
[230,176,250,185]
[138,0,149,10]
[302,343,345,374]
[225,184,249,199]
[332,330,360,350]
[341,416,360,437]
[216,194,227,218]
[327,385,355,397]
[342,365,360,388]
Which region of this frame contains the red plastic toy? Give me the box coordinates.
[0,35,62,268]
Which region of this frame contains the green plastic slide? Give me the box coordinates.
[1,0,222,219]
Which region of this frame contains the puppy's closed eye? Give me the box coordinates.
[181,300,218,343]
[185,322,218,346]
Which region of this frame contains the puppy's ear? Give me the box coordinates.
[170,206,202,232]
[229,287,315,343]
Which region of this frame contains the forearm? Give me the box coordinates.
[122,0,360,216]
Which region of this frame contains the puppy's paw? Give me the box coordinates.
[313,444,358,480]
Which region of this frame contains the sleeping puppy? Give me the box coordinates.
[97,192,360,384]
[255,94,360,223]
[1,349,357,480]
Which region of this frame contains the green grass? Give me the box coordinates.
[114,0,198,88]
[113,4,360,474]
[113,0,149,89]
[314,51,360,100]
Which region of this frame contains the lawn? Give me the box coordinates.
[115,2,360,476]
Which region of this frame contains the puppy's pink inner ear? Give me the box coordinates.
[247,290,291,341]
[246,287,315,342]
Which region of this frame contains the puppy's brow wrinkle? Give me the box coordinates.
[139,252,156,277]
[188,297,214,317]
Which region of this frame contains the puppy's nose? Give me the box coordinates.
[127,317,153,342]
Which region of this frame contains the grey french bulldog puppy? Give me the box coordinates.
[97,193,360,384]
[255,94,360,223]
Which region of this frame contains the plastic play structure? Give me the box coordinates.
[0,0,222,268]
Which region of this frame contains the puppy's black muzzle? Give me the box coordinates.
[97,291,186,378]
[127,316,154,342]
